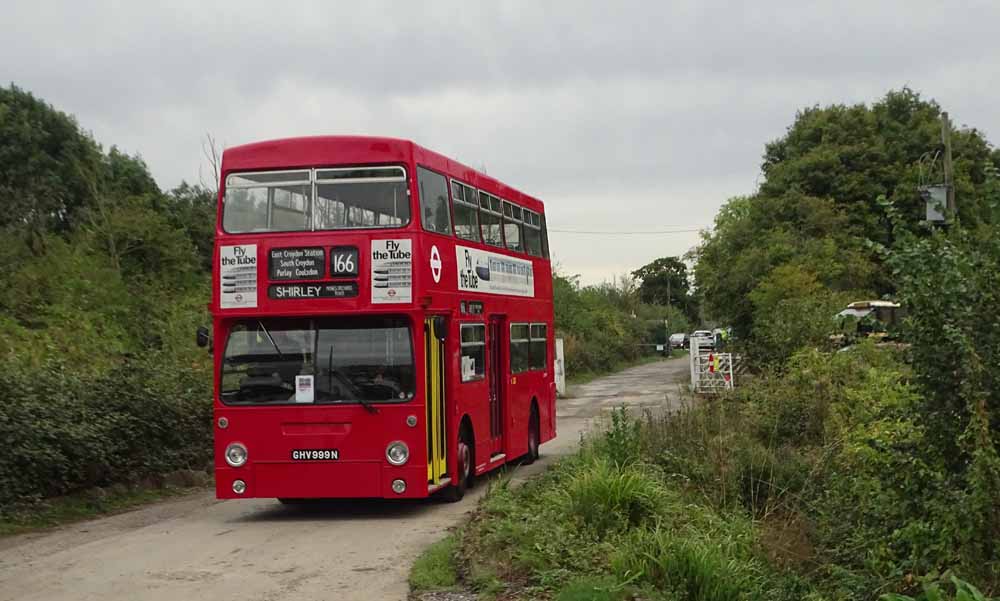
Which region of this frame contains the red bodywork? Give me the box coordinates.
[212,136,555,500]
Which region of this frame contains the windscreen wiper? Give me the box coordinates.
[326,347,377,414]
[257,321,284,360]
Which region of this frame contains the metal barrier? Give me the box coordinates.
[689,338,735,393]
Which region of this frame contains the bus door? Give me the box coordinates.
[487,316,505,457]
[425,317,448,485]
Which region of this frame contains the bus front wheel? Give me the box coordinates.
[443,426,473,503]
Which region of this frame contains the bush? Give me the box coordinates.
[630,341,999,597]
[0,351,211,509]
[553,273,662,375]
[881,575,996,601]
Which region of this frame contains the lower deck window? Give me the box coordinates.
[460,324,486,382]
[511,322,548,373]
[510,324,530,373]
[530,324,547,370]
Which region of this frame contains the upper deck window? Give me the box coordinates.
[417,166,452,234]
[314,167,408,229]
[478,191,504,248]
[222,167,409,233]
[502,200,523,252]
[540,213,550,259]
[223,170,312,233]
[523,209,543,257]
[451,180,481,242]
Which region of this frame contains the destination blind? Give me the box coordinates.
[269,247,324,280]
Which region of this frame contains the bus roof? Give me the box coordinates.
[222,135,545,214]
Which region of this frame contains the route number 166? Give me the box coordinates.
[330,247,359,276]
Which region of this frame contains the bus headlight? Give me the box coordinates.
[386,441,409,466]
[225,442,248,467]
[391,479,406,494]
[232,479,247,494]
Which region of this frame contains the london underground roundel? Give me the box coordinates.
[430,245,442,283]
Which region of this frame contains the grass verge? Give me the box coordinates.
[445,445,802,601]
[412,343,998,600]
[409,534,459,593]
[0,481,210,538]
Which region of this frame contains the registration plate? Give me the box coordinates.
[291,449,339,461]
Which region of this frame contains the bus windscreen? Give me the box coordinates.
[220,317,415,405]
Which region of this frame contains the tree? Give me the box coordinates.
[102,146,160,199]
[694,88,1000,349]
[631,256,693,317]
[760,88,998,244]
[164,182,216,271]
[694,191,876,341]
[0,84,103,244]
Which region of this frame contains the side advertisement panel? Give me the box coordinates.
[455,245,534,297]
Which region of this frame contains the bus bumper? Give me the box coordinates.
[215,462,431,500]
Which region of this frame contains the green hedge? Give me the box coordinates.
[0,355,211,508]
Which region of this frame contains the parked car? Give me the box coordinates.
[669,332,688,349]
[690,330,713,348]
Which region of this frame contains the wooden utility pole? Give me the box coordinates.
[942,111,956,215]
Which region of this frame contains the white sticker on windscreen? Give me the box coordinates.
[295,375,314,403]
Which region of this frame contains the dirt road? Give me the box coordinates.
[0,358,688,601]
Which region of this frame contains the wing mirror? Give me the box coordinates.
[196,326,212,351]
[432,316,447,341]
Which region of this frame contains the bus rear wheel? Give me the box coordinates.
[442,426,473,503]
[525,404,540,465]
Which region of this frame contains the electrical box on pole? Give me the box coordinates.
[919,185,947,222]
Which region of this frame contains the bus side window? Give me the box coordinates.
[418,166,452,235]
[540,213,550,258]
[503,201,523,252]
[452,181,481,242]
[523,210,542,257]
[510,324,530,373]
[460,324,486,382]
[479,191,504,247]
[529,324,547,371]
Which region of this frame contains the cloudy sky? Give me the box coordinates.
[5,1,999,283]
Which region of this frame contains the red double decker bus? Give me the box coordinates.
[209,136,555,502]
